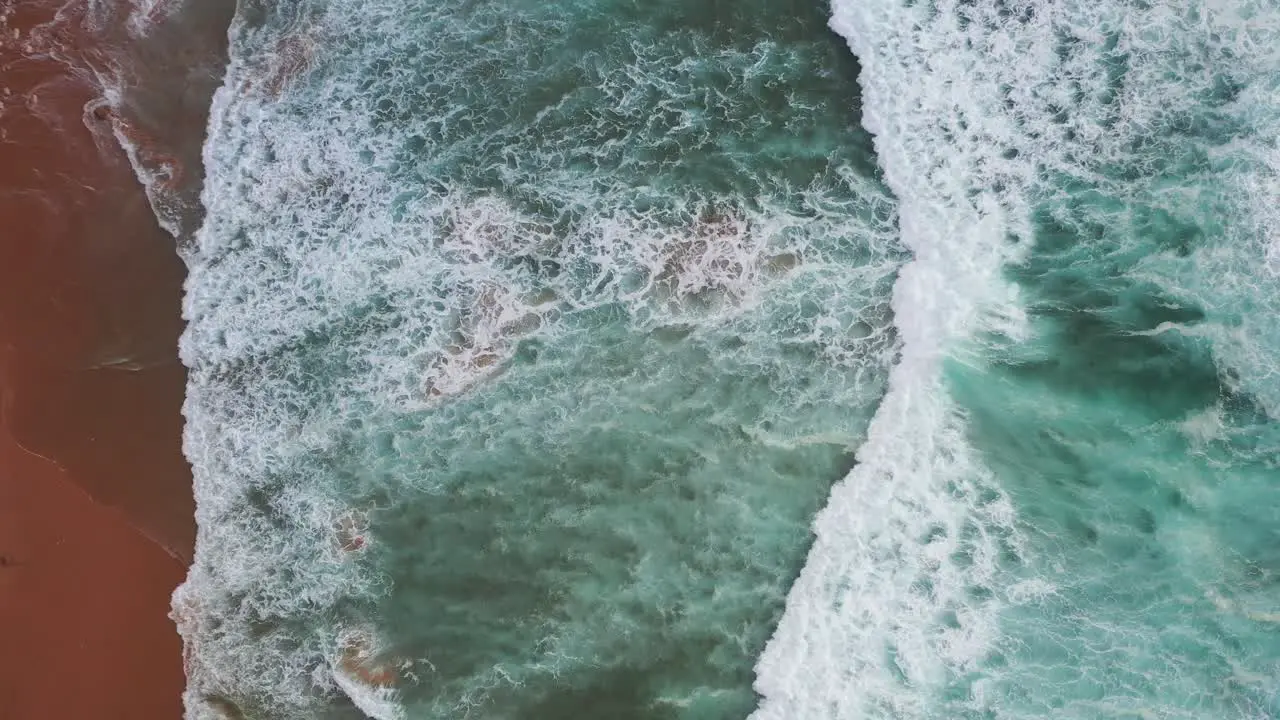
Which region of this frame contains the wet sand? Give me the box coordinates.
[0,435,187,719]
[1,0,200,561]
[0,0,232,717]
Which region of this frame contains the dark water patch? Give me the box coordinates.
[1000,204,1222,421]
[359,326,863,718]
[943,152,1280,718]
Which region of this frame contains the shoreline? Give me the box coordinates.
[0,0,203,563]
[0,1,233,717]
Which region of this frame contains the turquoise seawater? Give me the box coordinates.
[171,0,1280,718]
[755,1,1280,718]
[943,16,1280,715]
[176,0,901,718]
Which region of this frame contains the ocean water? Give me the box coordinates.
[756,0,1280,718]
[174,0,901,717]
[168,0,1280,718]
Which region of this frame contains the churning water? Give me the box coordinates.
[169,0,1280,718]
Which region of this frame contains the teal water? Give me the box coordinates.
[172,0,1280,718]
[943,33,1280,717]
[755,1,1280,718]
[176,0,901,718]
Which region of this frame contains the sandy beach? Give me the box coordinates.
[1,0,199,561]
[0,435,187,719]
[0,1,231,717]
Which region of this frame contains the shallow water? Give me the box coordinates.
[171,0,1280,718]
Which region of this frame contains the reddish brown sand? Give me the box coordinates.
[0,1,231,717]
[0,436,187,719]
[0,0,229,563]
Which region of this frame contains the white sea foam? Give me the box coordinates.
[106,112,187,237]
[124,0,167,36]
[753,0,1063,715]
[331,672,403,720]
[329,629,405,720]
[757,0,1280,716]
[174,3,903,717]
